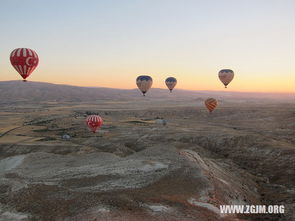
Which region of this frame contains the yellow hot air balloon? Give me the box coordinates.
[218,69,234,88]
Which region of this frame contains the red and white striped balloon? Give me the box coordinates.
[10,48,39,81]
[86,115,103,133]
[205,98,217,113]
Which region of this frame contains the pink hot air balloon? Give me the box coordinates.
[218,69,234,88]
[86,115,103,133]
[10,48,39,81]
[136,75,153,96]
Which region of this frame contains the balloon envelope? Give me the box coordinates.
[165,77,177,92]
[136,75,153,96]
[86,115,103,133]
[10,48,39,81]
[205,98,217,112]
[218,69,234,88]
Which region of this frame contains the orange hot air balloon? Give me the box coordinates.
[218,69,234,88]
[10,48,39,81]
[86,115,103,133]
[205,98,217,113]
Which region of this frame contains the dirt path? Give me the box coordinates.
[0,126,22,138]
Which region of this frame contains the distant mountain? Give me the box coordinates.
[0,81,294,104]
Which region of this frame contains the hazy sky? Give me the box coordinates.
[0,0,294,92]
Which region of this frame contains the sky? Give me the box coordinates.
[0,0,294,92]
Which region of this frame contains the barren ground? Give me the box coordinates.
[0,99,294,221]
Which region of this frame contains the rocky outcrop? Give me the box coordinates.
[0,146,259,220]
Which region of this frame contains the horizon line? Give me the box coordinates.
[1,80,295,95]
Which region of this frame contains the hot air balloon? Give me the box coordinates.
[136,75,153,96]
[165,77,177,92]
[10,48,39,81]
[218,69,234,88]
[205,98,217,113]
[86,115,103,133]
